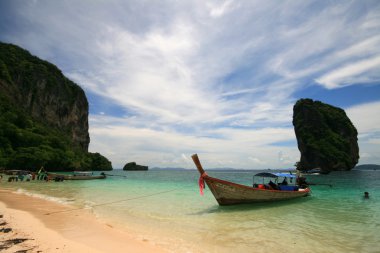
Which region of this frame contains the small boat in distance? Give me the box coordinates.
[48,171,106,180]
[2,170,32,175]
[302,168,321,175]
[191,154,310,205]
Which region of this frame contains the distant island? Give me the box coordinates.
[123,162,148,171]
[354,164,380,170]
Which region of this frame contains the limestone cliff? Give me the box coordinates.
[0,42,89,151]
[0,42,112,171]
[293,98,359,173]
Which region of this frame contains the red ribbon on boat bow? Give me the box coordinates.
[198,172,207,196]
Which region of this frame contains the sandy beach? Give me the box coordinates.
[0,189,166,253]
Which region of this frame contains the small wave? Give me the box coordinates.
[14,188,73,205]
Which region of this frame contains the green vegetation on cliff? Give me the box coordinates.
[0,42,112,171]
[293,98,359,173]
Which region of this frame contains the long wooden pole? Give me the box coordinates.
[191,154,205,175]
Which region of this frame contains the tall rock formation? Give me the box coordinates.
[0,42,112,171]
[293,98,359,173]
[0,42,89,151]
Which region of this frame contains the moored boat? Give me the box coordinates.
[48,171,106,180]
[302,168,322,175]
[3,170,32,175]
[191,154,310,205]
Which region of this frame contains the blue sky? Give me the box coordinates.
[1,0,380,169]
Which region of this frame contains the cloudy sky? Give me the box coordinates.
[1,0,380,169]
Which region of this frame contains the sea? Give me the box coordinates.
[1,168,379,253]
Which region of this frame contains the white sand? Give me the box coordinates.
[0,189,166,252]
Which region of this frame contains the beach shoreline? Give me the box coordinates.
[0,189,166,253]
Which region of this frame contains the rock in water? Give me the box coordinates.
[293,99,359,173]
[123,162,148,171]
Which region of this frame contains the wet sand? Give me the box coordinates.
[0,189,166,252]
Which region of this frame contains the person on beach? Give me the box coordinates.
[25,173,32,181]
[364,192,369,199]
[8,176,17,182]
[17,172,24,181]
[37,166,47,180]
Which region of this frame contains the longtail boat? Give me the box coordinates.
[48,171,106,180]
[191,154,310,205]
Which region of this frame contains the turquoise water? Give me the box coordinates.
[1,169,379,252]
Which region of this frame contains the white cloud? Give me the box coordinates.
[346,101,380,134]
[346,101,380,165]
[333,35,380,60]
[315,56,380,89]
[2,0,380,168]
[88,114,298,169]
[368,139,380,145]
[208,0,237,18]
[248,157,266,165]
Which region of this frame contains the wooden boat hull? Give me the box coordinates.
[62,175,106,180]
[3,170,32,175]
[204,176,310,205]
[48,173,106,180]
[191,154,310,206]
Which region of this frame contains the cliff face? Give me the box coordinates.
[0,42,89,151]
[293,98,359,173]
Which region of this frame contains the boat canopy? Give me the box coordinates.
[274,172,296,178]
[254,172,278,178]
[254,172,296,178]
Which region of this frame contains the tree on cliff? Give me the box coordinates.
[293,98,359,173]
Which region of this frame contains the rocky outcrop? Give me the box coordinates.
[123,162,148,171]
[0,42,112,171]
[293,98,359,173]
[0,42,89,151]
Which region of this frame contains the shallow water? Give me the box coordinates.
[1,169,379,252]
